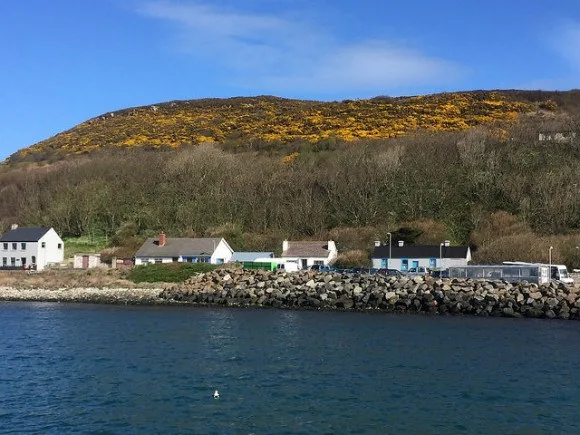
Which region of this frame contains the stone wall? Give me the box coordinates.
[160,268,580,320]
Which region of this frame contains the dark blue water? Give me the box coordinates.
[1,303,579,434]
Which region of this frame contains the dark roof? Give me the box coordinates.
[134,237,225,258]
[0,227,51,242]
[282,241,331,258]
[372,244,470,259]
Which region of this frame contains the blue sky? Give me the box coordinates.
[1,0,579,160]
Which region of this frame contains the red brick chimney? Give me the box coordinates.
[159,232,167,247]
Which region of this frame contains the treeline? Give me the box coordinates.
[1,114,580,265]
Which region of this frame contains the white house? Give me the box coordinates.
[371,240,471,272]
[280,240,338,270]
[134,232,233,266]
[0,225,64,271]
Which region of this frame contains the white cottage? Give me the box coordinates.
[134,233,233,265]
[280,240,338,270]
[371,240,471,272]
[0,225,64,271]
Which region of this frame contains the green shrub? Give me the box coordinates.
[128,263,217,283]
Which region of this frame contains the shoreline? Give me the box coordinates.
[1,268,579,320]
[0,287,165,305]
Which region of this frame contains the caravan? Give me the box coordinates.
[503,262,574,285]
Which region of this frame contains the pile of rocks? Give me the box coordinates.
[160,268,580,320]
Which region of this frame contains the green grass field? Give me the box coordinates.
[63,236,109,259]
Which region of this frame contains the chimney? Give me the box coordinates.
[374,240,381,247]
[327,241,337,253]
[282,240,289,252]
[159,232,167,247]
[11,224,18,230]
[398,240,404,247]
[444,240,450,247]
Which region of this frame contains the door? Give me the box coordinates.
[412,260,419,271]
[301,259,308,269]
[82,255,89,269]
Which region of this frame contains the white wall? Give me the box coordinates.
[282,256,332,269]
[135,257,174,266]
[38,229,64,270]
[210,239,233,264]
[372,257,468,271]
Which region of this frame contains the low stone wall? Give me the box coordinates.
[0,287,164,305]
[160,268,580,320]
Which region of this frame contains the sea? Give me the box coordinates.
[1,302,579,435]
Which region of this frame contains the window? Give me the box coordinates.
[31,256,36,265]
[429,258,437,269]
[401,259,409,271]
[154,259,163,264]
[21,257,26,265]
[57,243,62,249]
[21,243,26,250]
[314,260,324,266]
[2,257,6,266]
[41,242,46,248]
[2,243,6,250]
[10,257,16,266]
[12,243,17,250]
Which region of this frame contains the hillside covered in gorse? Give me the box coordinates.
[9,90,571,162]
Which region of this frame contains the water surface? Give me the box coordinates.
[1,303,579,434]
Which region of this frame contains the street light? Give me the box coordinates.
[386,232,392,266]
[549,246,553,278]
[440,242,444,269]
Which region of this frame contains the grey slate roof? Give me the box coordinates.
[230,252,274,262]
[282,241,331,258]
[0,227,51,242]
[134,237,224,258]
[372,244,469,259]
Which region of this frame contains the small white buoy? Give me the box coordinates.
[213,390,220,399]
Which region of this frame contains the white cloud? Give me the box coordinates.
[139,1,463,95]
[550,21,580,71]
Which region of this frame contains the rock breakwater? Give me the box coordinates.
[161,268,580,320]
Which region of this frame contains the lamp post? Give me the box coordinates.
[549,246,553,279]
[440,242,444,270]
[387,232,392,267]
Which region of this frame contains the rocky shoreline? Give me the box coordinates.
[2,268,580,319]
[160,269,580,319]
[0,287,164,305]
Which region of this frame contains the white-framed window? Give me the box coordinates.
[314,260,324,265]
[11,243,17,250]
[10,257,15,266]
[2,257,6,266]
[21,243,26,250]
[41,242,46,248]
[2,243,7,250]
[58,243,62,249]
[154,258,163,264]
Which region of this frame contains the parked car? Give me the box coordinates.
[430,269,449,278]
[406,266,429,277]
[376,268,404,277]
[308,264,333,272]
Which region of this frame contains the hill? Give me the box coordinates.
[2,89,580,268]
[10,90,578,162]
